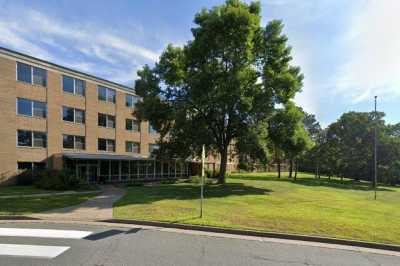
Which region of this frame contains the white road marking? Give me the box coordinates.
[0,228,92,239]
[0,244,69,258]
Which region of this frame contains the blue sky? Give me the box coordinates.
[0,0,399,127]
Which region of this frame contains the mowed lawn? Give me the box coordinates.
[114,172,400,245]
[0,192,97,215]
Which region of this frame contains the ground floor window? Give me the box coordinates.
[64,159,190,183]
[17,162,46,171]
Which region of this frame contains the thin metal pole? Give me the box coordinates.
[374,96,378,200]
[200,145,205,218]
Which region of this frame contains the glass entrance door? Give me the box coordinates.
[77,165,87,182]
[88,165,98,183]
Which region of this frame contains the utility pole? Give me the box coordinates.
[374,96,378,200]
[200,144,205,218]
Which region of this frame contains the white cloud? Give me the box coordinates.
[0,7,160,85]
[0,22,53,60]
[333,0,400,103]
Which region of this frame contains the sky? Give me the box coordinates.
[0,0,399,127]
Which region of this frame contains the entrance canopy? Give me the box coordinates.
[63,153,148,161]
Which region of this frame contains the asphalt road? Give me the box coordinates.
[0,222,399,266]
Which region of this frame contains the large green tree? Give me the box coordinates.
[134,0,303,183]
[268,102,312,179]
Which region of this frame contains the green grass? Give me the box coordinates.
[0,184,100,197]
[114,172,400,245]
[0,186,57,196]
[0,193,97,215]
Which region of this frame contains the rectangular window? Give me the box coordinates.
[98,113,107,127]
[107,115,115,128]
[126,141,140,153]
[33,132,47,148]
[62,106,85,124]
[107,139,115,152]
[107,89,116,103]
[74,79,85,96]
[75,136,85,150]
[75,109,85,124]
[17,98,32,116]
[62,76,74,94]
[63,135,74,149]
[17,162,46,171]
[149,124,158,134]
[63,75,85,96]
[126,95,139,108]
[98,86,115,103]
[17,98,46,118]
[98,138,115,152]
[17,162,33,170]
[126,119,140,132]
[63,134,85,150]
[17,130,32,147]
[98,86,107,101]
[17,130,46,148]
[17,62,32,83]
[98,113,115,128]
[32,67,47,86]
[149,144,160,154]
[98,138,107,151]
[62,106,74,122]
[17,63,47,86]
[33,101,47,118]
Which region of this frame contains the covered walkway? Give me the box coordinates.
[63,153,191,184]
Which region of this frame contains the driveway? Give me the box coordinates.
[32,185,125,221]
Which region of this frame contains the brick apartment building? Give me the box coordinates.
[0,47,197,184]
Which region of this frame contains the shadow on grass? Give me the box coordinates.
[115,182,272,207]
[229,174,394,192]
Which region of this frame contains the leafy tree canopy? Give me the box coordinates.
[134,0,303,183]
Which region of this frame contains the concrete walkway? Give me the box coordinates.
[32,185,125,222]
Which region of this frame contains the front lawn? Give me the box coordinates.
[114,172,400,245]
[0,193,97,215]
[0,186,56,196]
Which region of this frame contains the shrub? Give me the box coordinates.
[205,169,219,179]
[16,170,36,186]
[188,175,214,185]
[34,169,81,190]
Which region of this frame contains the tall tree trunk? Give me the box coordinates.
[294,160,298,181]
[276,148,281,178]
[289,159,293,178]
[315,160,319,179]
[218,145,228,184]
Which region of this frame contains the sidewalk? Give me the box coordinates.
[32,185,125,221]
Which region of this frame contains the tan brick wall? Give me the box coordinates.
[0,51,166,183]
[0,56,17,184]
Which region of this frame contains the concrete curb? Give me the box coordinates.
[0,190,101,199]
[102,219,400,253]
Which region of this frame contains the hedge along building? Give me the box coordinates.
[0,47,199,184]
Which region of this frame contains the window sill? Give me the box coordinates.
[63,121,85,126]
[98,99,115,105]
[17,114,47,120]
[17,80,47,88]
[17,146,46,150]
[63,91,86,98]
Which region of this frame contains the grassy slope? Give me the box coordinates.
[0,193,96,215]
[0,186,56,196]
[114,172,400,245]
